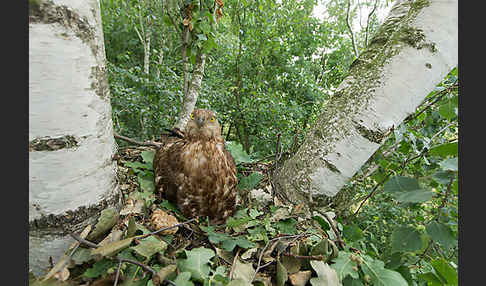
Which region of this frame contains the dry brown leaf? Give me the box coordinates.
[289,271,312,286]
[150,209,179,235]
[183,18,191,26]
[53,267,70,281]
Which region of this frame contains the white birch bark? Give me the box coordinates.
[29,0,119,275]
[275,0,457,207]
[174,51,207,130]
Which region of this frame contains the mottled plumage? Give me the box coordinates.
[153,109,238,224]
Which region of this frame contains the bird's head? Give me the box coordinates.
[185,109,222,140]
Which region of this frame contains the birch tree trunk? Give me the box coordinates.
[274,0,457,210]
[173,50,207,130]
[29,0,119,275]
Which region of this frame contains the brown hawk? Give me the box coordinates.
[153,109,238,224]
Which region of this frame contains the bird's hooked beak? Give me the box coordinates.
[197,117,205,128]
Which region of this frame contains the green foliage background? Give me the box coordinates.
[99,0,458,285]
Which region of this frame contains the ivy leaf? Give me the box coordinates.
[309,260,341,286]
[330,251,358,281]
[391,226,423,253]
[361,256,408,286]
[238,172,264,190]
[276,218,297,234]
[131,239,167,260]
[426,221,456,250]
[173,272,195,286]
[177,247,215,282]
[226,142,253,164]
[83,258,116,278]
[141,150,155,165]
[231,259,254,283]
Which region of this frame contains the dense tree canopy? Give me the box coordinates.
[31,0,458,285]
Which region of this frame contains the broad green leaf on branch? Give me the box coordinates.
[394,189,433,203]
[391,226,423,253]
[361,256,408,286]
[383,176,432,203]
[439,158,458,172]
[431,258,458,285]
[426,221,457,250]
[438,97,458,120]
[177,247,215,282]
[309,260,341,286]
[330,251,358,281]
[432,170,455,185]
[429,142,458,157]
[343,225,364,242]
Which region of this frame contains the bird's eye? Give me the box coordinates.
[209,116,215,122]
[190,113,194,119]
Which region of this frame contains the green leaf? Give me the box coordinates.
[431,258,458,285]
[429,142,458,157]
[426,221,456,250]
[439,157,458,172]
[383,176,420,193]
[432,170,455,185]
[418,272,444,286]
[361,256,408,286]
[312,215,330,231]
[173,272,195,286]
[309,260,341,286]
[238,172,264,190]
[83,258,116,278]
[438,98,457,120]
[141,150,155,165]
[276,259,288,286]
[91,237,135,257]
[87,208,119,240]
[276,218,297,234]
[384,176,432,203]
[391,226,423,253]
[138,173,155,192]
[72,247,92,265]
[231,259,254,283]
[330,252,358,281]
[226,142,253,164]
[343,225,364,242]
[177,247,215,282]
[131,238,167,260]
[394,189,433,203]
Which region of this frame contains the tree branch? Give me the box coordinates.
[346,0,359,57]
[114,132,162,147]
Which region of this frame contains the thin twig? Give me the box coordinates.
[321,212,345,249]
[116,257,157,275]
[114,132,162,147]
[282,253,325,260]
[69,233,99,249]
[114,260,122,286]
[353,173,391,216]
[346,0,359,57]
[137,217,197,239]
[250,233,307,283]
